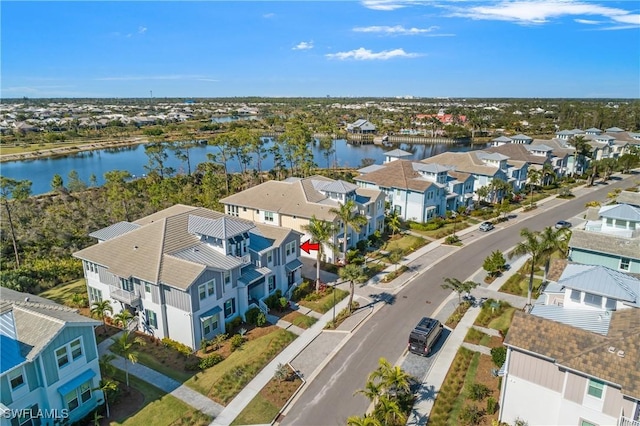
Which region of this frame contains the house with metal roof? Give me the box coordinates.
[0,288,102,426]
[355,159,474,222]
[220,176,384,263]
[73,205,303,350]
[500,261,640,425]
[346,119,376,134]
[569,203,640,274]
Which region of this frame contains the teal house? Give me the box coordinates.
[0,289,102,426]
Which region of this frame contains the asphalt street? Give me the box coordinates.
[280,176,637,426]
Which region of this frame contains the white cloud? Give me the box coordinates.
[138,26,147,34]
[353,25,442,35]
[263,12,275,18]
[96,75,215,81]
[326,47,422,60]
[360,0,409,11]
[574,19,601,25]
[445,1,640,27]
[293,41,314,50]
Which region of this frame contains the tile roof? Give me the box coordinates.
[420,151,503,177]
[616,190,640,207]
[354,159,440,192]
[568,229,640,260]
[485,144,549,165]
[505,309,640,399]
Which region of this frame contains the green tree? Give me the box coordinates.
[0,177,32,268]
[569,135,592,175]
[618,153,639,174]
[539,226,570,281]
[99,353,117,379]
[374,396,407,426]
[113,310,133,329]
[330,200,367,263]
[339,264,367,314]
[483,250,507,278]
[527,169,541,207]
[90,300,113,332]
[113,330,146,388]
[103,170,134,221]
[95,379,118,418]
[301,216,336,292]
[388,249,403,272]
[386,210,401,236]
[509,228,547,307]
[441,277,479,305]
[67,170,87,192]
[144,142,175,180]
[346,415,382,426]
[51,174,65,192]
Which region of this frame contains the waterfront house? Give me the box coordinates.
[220,176,385,263]
[499,263,640,426]
[73,205,303,350]
[0,289,102,426]
[346,119,376,134]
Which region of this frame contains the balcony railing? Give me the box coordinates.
[619,417,640,426]
[109,285,141,307]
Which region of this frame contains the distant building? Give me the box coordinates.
[346,119,376,134]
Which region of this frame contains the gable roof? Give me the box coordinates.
[89,221,141,242]
[354,159,441,192]
[616,190,640,207]
[599,203,640,222]
[385,148,412,158]
[485,144,549,165]
[557,264,639,306]
[420,151,504,177]
[505,309,640,399]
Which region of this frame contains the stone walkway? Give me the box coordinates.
[97,331,224,419]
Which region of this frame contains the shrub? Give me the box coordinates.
[255,311,267,327]
[459,405,484,425]
[199,353,225,369]
[161,337,192,357]
[487,397,498,415]
[225,316,242,332]
[291,281,313,301]
[245,307,262,325]
[279,297,289,311]
[274,363,290,382]
[230,334,244,351]
[491,346,507,367]
[445,235,460,245]
[264,290,283,309]
[466,383,491,401]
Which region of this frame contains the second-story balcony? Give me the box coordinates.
[619,416,640,426]
[109,285,141,307]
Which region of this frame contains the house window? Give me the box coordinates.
[65,389,79,411]
[70,338,83,360]
[580,421,597,426]
[605,298,616,311]
[268,276,276,292]
[144,282,151,293]
[88,286,102,303]
[286,241,295,256]
[584,293,602,308]
[265,211,274,222]
[207,280,215,296]
[224,298,236,318]
[570,289,581,302]
[80,381,92,403]
[120,278,133,292]
[202,316,218,336]
[17,404,38,426]
[587,379,604,399]
[145,309,157,329]
[56,346,69,368]
[8,367,25,390]
[224,271,231,285]
[267,251,273,264]
[620,258,630,271]
[198,284,206,300]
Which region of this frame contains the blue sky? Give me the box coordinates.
[2,1,639,99]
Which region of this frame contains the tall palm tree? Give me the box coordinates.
[339,264,367,314]
[374,396,407,426]
[99,353,117,379]
[527,169,541,207]
[301,216,336,292]
[386,210,401,236]
[509,228,548,307]
[90,300,113,333]
[569,135,592,176]
[541,162,556,186]
[354,380,382,407]
[95,379,118,418]
[346,415,382,426]
[330,199,367,264]
[539,226,570,281]
[441,277,479,305]
[114,331,146,388]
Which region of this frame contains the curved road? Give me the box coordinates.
[281,176,637,426]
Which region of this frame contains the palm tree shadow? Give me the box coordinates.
[364,292,396,306]
[406,384,438,425]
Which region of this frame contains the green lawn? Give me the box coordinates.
[231,394,279,426]
[185,329,297,404]
[290,314,318,329]
[499,273,543,298]
[39,278,87,305]
[297,287,348,314]
[110,368,210,426]
[383,234,427,253]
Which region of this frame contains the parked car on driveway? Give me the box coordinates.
[555,220,572,229]
[479,221,495,232]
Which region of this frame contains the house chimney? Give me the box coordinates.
[608,346,616,353]
[617,350,625,358]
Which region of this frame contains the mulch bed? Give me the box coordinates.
[100,384,145,425]
[469,354,501,425]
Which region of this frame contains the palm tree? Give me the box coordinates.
[569,135,592,176]
[95,379,118,418]
[99,353,117,379]
[339,264,367,314]
[585,159,600,187]
[301,216,336,292]
[371,358,411,398]
[509,228,548,307]
[539,226,570,281]
[374,396,407,426]
[113,310,133,329]
[541,162,556,186]
[355,380,382,407]
[90,300,113,333]
[346,415,382,426]
[441,277,479,305]
[527,169,541,207]
[386,210,401,236]
[330,200,367,264]
[114,331,146,388]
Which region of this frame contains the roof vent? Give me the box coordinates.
[608,346,616,353]
[133,245,139,250]
[617,350,625,358]
[24,297,30,302]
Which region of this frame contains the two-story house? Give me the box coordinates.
[1,289,102,426]
[73,204,303,350]
[355,158,474,222]
[568,203,640,274]
[346,119,376,134]
[499,263,640,426]
[220,176,385,263]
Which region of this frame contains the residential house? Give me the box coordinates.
[499,263,640,426]
[568,203,640,274]
[73,204,303,350]
[0,289,102,426]
[346,119,376,134]
[355,159,474,222]
[485,143,562,183]
[220,176,385,263]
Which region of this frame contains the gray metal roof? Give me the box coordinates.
[358,164,386,174]
[599,204,640,222]
[89,221,141,241]
[412,162,451,173]
[606,127,625,132]
[525,144,553,152]
[492,136,512,142]
[530,305,612,335]
[476,152,509,161]
[511,134,533,140]
[169,242,243,270]
[585,127,602,133]
[385,149,412,158]
[558,264,639,305]
[188,215,255,240]
[314,179,358,194]
[238,264,271,284]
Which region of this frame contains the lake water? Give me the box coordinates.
[0,139,484,196]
